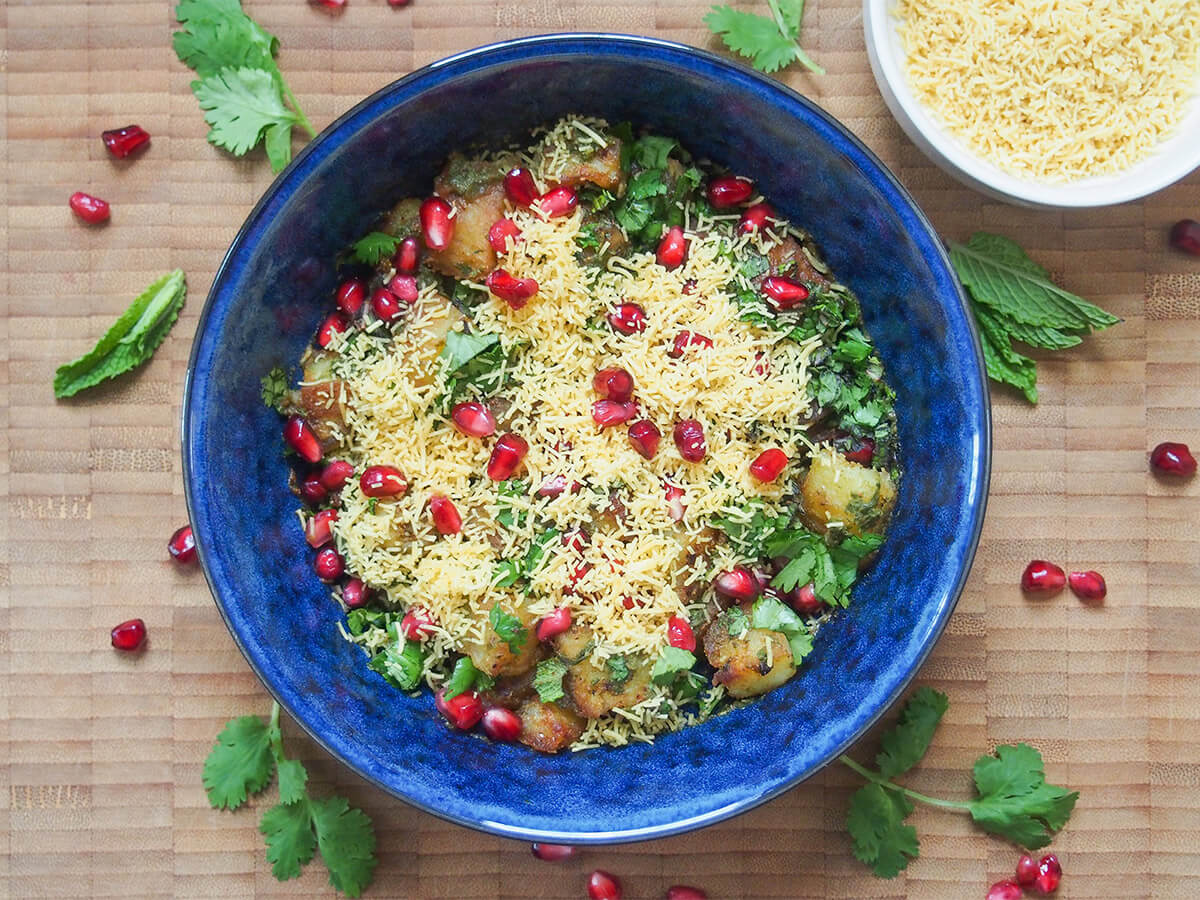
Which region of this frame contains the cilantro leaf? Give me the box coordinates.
[441,656,480,701]
[173,0,278,76]
[606,654,631,687]
[846,783,919,878]
[202,714,275,810]
[698,686,725,719]
[704,2,824,74]
[651,646,697,686]
[349,231,403,266]
[750,594,814,663]
[192,67,300,163]
[523,528,560,577]
[969,744,1079,849]
[489,604,528,653]
[260,799,316,881]
[368,637,424,691]
[260,366,289,413]
[438,330,510,406]
[876,687,949,780]
[310,795,378,898]
[54,270,187,399]
[491,559,523,589]
[533,657,567,703]
[275,759,309,806]
[723,606,750,638]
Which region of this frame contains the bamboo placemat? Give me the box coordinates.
[3,1,1199,897]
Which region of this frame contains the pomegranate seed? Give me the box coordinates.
[789,582,822,615]
[844,439,876,465]
[69,191,111,224]
[592,400,637,428]
[986,881,1023,900]
[309,0,346,10]
[394,236,421,273]
[666,888,708,900]
[1016,853,1039,887]
[305,508,338,547]
[750,448,789,482]
[1068,570,1106,603]
[656,225,688,269]
[738,202,776,234]
[301,473,328,506]
[752,351,770,376]
[168,524,196,564]
[481,707,522,742]
[714,566,760,601]
[101,124,150,159]
[360,465,407,497]
[435,689,484,730]
[335,279,366,315]
[420,197,455,251]
[487,218,522,253]
[628,420,661,459]
[706,174,754,208]
[1150,441,1196,477]
[563,529,589,553]
[1021,560,1066,595]
[530,842,576,861]
[387,273,419,303]
[317,311,349,348]
[429,494,463,535]
[538,474,568,497]
[319,459,355,492]
[536,607,573,641]
[665,484,686,521]
[570,561,593,586]
[673,418,707,462]
[400,607,437,640]
[314,547,344,581]
[667,616,696,652]
[592,367,635,401]
[535,186,578,218]
[451,401,497,438]
[504,167,538,207]
[586,870,622,900]
[668,331,713,359]
[111,618,147,651]
[387,0,411,8]
[370,287,404,323]
[1034,854,1062,894]
[762,275,810,309]
[608,302,647,335]
[1169,219,1200,255]
[486,268,538,309]
[342,577,369,609]
[487,433,529,481]
[284,416,322,463]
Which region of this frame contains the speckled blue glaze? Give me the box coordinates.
[183,35,990,843]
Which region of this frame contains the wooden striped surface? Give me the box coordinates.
[3,1,1199,897]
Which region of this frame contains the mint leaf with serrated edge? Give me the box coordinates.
[876,687,949,780]
[533,657,567,703]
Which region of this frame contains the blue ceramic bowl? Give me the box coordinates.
[183,34,990,843]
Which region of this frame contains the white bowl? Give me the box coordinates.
[863,0,1200,208]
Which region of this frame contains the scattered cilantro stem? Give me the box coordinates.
[764,0,824,74]
[838,754,971,812]
[281,81,317,140]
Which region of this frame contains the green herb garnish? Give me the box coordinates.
[650,646,697,686]
[533,658,567,703]
[605,654,631,687]
[260,366,289,413]
[704,0,825,75]
[749,594,814,663]
[488,604,528,653]
[348,231,403,266]
[367,635,424,692]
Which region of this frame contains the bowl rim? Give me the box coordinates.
[182,31,992,844]
[862,0,1200,208]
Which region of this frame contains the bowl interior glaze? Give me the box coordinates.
[183,34,990,843]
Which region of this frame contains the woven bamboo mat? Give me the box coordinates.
[3,0,1199,897]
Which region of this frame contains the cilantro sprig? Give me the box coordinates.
[840,688,1078,878]
[173,0,316,172]
[203,702,377,896]
[705,0,825,75]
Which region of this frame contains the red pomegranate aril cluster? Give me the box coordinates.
[668,331,713,358]
[360,465,407,497]
[504,167,538,207]
[666,888,708,900]
[435,689,484,730]
[1169,219,1200,255]
[738,202,775,234]
[317,311,349,348]
[487,433,529,481]
[305,509,338,547]
[673,418,707,462]
[1067,570,1106,603]
[486,268,538,309]
[607,302,647,335]
[536,607,572,641]
[986,881,1023,900]
[592,400,637,428]
[1150,441,1196,476]
[394,236,421,273]
[335,279,366,315]
[586,870,623,900]
[319,459,355,492]
[480,707,522,742]
[535,185,578,218]
[388,273,419,304]
[762,275,809,309]
[111,618,148,652]
[487,217,522,253]
[284,416,322,463]
[168,524,196,564]
[451,401,496,437]
[400,607,437,640]
[667,616,696,651]
[371,287,405,323]
[429,495,463,535]
[342,578,369,609]
[656,225,688,269]
[1020,560,1065,595]
[420,197,455,250]
[750,448,788,482]
[101,124,150,158]
[593,367,634,401]
[530,842,576,861]
[628,420,661,459]
[714,566,760,601]
[314,546,344,581]
[706,175,754,208]
[69,191,111,224]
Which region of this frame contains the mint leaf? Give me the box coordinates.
[54,270,187,399]
[260,799,316,881]
[489,604,528,653]
[533,657,567,703]
[876,687,949,780]
[350,231,403,266]
[310,795,377,898]
[650,646,696,686]
[973,302,1039,404]
[750,594,814,663]
[192,67,300,159]
[846,783,919,878]
[202,714,274,810]
[969,744,1079,849]
[606,654,630,687]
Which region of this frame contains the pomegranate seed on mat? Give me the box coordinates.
[168,524,196,564]
[360,465,407,497]
[1168,219,1200,255]
[714,566,760,601]
[530,842,576,861]
[1015,853,1039,887]
[480,707,522,742]
[370,287,405,323]
[608,302,647,335]
[420,197,455,250]
[591,400,637,428]
[1021,560,1066,594]
[341,578,369,609]
[435,689,484,730]
[656,225,688,269]
[750,448,788,482]
[69,191,111,224]
[111,618,147,652]
[1149,441,1196,477]
[314,547,344,581]
[387,273,419,303]
[536,607,573,641]
[335,278,366,315]
[666,887,708,900]
[487,433,529,481]
[788,581,822,615]
[485,268,538,309]
[986,881,1023,900]
[504,167,538,207]
[284,416,322,463]
[667,616,696,652]
[593,367,634,401]
[308,0,346,10]
[628,420,661,459]
[101,124,150,159]
[535,185,578,218]
[487,218,522,253]
[761,275,809,309]
[400,607,437,640]
[429,495,463,535]
[586,870,623,900]
[673,418,707,462]
[387,0,412,7]
[706,174,754,208]
[394,236,421,273]
[300,474,329,506]
[738,202,776,234]
[1067,570,1106,603]
[317,311,349,348]
[451,401,496,438]
[1034,854,1062,894]
[668,331,712,359]
[304,508,338,547]
[319,459,355,492]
